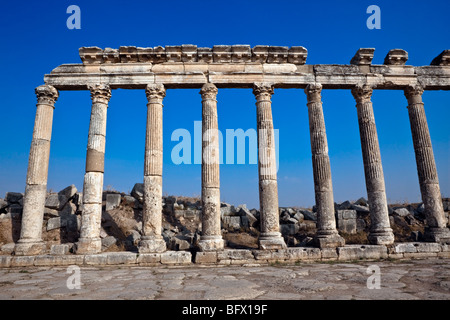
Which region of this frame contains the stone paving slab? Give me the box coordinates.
[0,258,448,300]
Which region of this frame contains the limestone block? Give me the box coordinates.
[119,46,138,63]
[84,253,108,265]
[50,244,72,255]
[106,252,137,265]
[280,224,299,236]
[160,251,192,264]
[79,47,103,64]
[231,45,251,63]
[321,248,338,260]
[394,243,417,253]
[35,255,84,266]
[217,249,254,261]
[337,245,387,260]
[181,44,197,62]
[165,46,182,62]
[222,216,241,231]
[0,243,15,254]
[137,47,153,63]
[106,193,121,211]
[415,242,441,253]
[0,256,12,267]
[384,49,408,65]
[288,46,308,64]
[197,47,212,63]
[262,64,297,73]
[250,46,268,63]
[137,253,161,264]
[287,248,322,260]
[152,46,167,63]
[11,256,35,267]
[194,251,218,264]
[430,50,450,66]
[267,46,288,63]
[213,45,231,63]
[101,236,117,250]
[350,48,375,65]
[103,48,119,63]
[151,63,185,73]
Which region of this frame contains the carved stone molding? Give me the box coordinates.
[351,84,373,104]
[35,85,59,106]
[253,83,274,102]
[145,83,166,102]
[88,84,111,104]
[305,83,322,102]
[200,83,218,100]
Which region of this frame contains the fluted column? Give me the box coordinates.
[76,84,111,254]
[305,84,345,248]
[253,83,286,250]
[138,84,167,253]
[405,85,450,242]
[351,84,394,245]
[15,85,59,256]
[198,83,225,251]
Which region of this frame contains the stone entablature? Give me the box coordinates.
[45,46,450,90]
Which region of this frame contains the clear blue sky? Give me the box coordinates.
[0,0,449,209]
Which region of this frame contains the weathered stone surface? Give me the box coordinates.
[194,251,218,264]
[160,251,191,264]
[50,244,72,255]
[106,252,137,265]
[337,245,387,260]
[0,243,15,254]
[131,183,144,202]
[393,207,411,217]
[301,210,317,221]
[384,49,408,65]
[101,236,117,250]
[137,253,161,264]
[105,193,121,211]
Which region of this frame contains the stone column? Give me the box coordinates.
[351,84,394,245]
[404,85,450,242]
[138,84,167,253]
[76,84,111,254]
[15,85,59,256]
[198,83,225,251]
[305,83,345,248]
[253,83,286,250]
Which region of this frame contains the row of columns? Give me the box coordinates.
[14,82,450,255]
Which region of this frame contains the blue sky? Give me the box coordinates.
[0,0,449,209]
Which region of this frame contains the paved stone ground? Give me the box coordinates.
[0,258,449,300]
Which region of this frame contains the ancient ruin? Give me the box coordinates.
[3,45,450,266]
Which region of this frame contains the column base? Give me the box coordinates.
[314,232,345,248]
[138,237,166,253]
[75,237,102,255]
[424,227,450,244]
[258,232,287,250]
[368,229,395,245]
[14,240,46,256]
[197,235,225,252]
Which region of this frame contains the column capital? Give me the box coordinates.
[305,83,323,103]
[35,85,58,106]
[351,84,373,104]
[200,83,218,100]
[404,84,424,105]
[145,83,166,102]
[88,84,111,104]
[253,82,274,101]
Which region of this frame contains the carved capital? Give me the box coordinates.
[35,85,59,106]
[88,84,111,104]
[145,84,166,103]
[351,84,373,104]
[200,83,218,100]
[305,83,322,103]
[253,83,274,102]
[404,84,424,105]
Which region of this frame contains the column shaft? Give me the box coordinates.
[352,84,394,245]
[76,84,111,254]
[198,83,224,251]
[405,85,450,242]
[305,84,344,248]
[15,85,58,256]
[138,84,166,253]
[253,83,286,250]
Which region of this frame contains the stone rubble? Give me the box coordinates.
[1,183,449,257]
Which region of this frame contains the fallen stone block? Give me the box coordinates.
[50,244,72,255]
[106,193,121,211]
